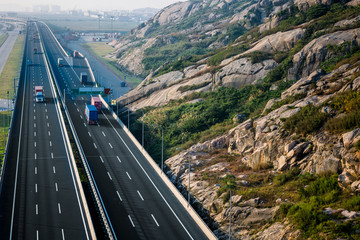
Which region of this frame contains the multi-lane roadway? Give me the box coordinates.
[38,22,211,240]
[0,22,94,239]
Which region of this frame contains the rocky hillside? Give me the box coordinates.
[110,0,294,77]
[115,0,360,239]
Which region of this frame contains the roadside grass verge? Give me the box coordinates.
[0,33,25,98]
[0,33,25,166]
[0,33,8,47]
[81,42,143,87]
[0,111,12,167]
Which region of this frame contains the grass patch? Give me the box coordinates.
[81,42,143,87]
[177,82,211,93]
[0,33,25,99]
[324,90,360,133]
[0,33,8,47]
[0,111,12,167]
[283,105,328,135]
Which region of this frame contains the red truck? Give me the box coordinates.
[91,96,102,112]
[35,86,44,102]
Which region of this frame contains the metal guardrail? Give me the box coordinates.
[39,21,115,240]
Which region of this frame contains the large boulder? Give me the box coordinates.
[243,28,306,54]
[294,0,334,10]
[289,28,360,80]
[342,128,360,149]
[215,58,278,88]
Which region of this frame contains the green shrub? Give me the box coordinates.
[300,174,340,199]
[207,44,248,66]
[283,105,328,135]
[325,111,360,133]
[242,51,273,64]
[343,195,360,211]
[306,4,330,20]
[177,82,211,93]
[274,168,301,186]
[288,203,325,231]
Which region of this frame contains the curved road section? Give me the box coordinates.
[38,22,212,240]
[0,22,94,239]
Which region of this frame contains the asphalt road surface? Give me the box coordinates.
[0,22,93,240]
[38,22,211,240]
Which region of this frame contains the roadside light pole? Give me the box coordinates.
[134,107,145,148]
[215,184,232,240]
[127,98,130,130]
[176,147,191,207]
[152,124,164,172]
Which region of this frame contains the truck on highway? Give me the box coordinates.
[91,96,102,112]
[58,58,64,67]
[85,105,98,125]
[80,72,88,84]
[33,48,37,54]
[35,86,44,102]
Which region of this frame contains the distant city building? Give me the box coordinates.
[51,5,61,13]
[33,5,50,13]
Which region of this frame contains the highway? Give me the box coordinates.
[38,22,211,240]
[0,22,94,239]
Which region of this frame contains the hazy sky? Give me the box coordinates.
[1,0,185,11]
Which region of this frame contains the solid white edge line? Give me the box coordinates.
[151,214,160,227]
[102,112,194,240]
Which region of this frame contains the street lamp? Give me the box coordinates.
[215,184,232,240]
[127,98,130,130]
[134,107,144,148]
[176,148,191,207]
[152,124,164,173]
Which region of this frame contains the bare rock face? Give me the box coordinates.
[117,37,159,75]
[334,16,360,28]
[289,28,360,80]
[294,0,334,10]
[215,58,278,88]
[152,1,194,25]
[255,222,301,240]
[346,0,360,6]
[244,28,306,54]
[342,128,360,149]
